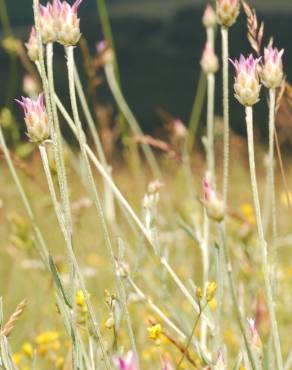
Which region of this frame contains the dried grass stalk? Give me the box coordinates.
[0,299,27,337]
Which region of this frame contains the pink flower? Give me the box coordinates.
[114,351,138,370]
[25,27,39,62]
[216,0,240,27]
[230,54,261,106]
[56,0,83,46]
[202,4,217,28]
[261,46,284,89]
[39,2,57,43]
[203,178,225,222]
[247,318,263,354]
[15,93,50,143]
[200,42,219,74]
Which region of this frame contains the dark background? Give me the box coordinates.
[1,0,291,137]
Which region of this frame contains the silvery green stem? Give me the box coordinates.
[268,88,277,255]
[245,106,283,370]
[39,143,112,370]
[207,27,214,46]
[104,62,162,179]
[219,224,259,370]
[221,27,229,205]
[207,73,216,182]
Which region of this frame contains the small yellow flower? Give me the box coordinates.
[208,297,217,310]
[12,353,22,366]
[241,203,256,225]
[55,356,65,369]
[35,331,59,345]
[21,342,33,359]
[196,287,203,301]
[76,289,86,307]
[147,323,162,340]
[206,281,217,302]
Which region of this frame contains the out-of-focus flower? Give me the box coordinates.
[240,203,256,225]
[12,353,22,366]
[97,40,114,65]
[57,0,83,46]
[206,281,217,302]
[39,3,57,43]
[25,27,39,62]
[114,351,138,370]
[202,178,225,222]
[261,46,284,89]
[214,350,226,370]
[200,42,219,74]
[280,190,292,208]
[216,0,240,28]
[247,318,263,354]
[22,75,39,98]
[161,356,174,370]
[230,54,261,106]
[147,180,164,194]
[15,93,50,143]
[21,342,33,359]
[147,323,162,340]
[76,289,86,307]
[202,4,217,29]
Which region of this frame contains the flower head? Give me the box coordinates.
[261,46,284,89]
[202,4,217,28]
[56,0,83,46]
[15,93,50,143]
[147,323,162,340]
[247,318,263,354]
[39,3,57,43]
[23,75,39,98]
[200,42,219,74]
[114,351,138,370]
[216,0,240,28]
[202,178,225,222]
[25,27,39,62]
[230,54,261,106]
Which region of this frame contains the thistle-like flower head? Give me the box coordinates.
[203,178,225,222]
[247,318,263,354]
[25,27,39,62]
[200,42,219,74]
[39,2,57,43]
[114,351,138,370]
[230,54,261,106]
[261,46,284,89]
[216,0,240,28]
[15,93,50,143]
[202,4,217,29]
[57,0,83,46]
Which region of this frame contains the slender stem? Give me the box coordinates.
[104,62,162,179]
[221,27,229,205]
[219,225,259,370]
[207,73,216,182]
[268,88,277,260]
[245,106,283,370]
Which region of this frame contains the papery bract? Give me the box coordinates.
[25,27,39,62]
[39,2,57,43]
[230,54,261,106]
[16,93,50,143]
[57,0,83,46]
[261,46,284,89]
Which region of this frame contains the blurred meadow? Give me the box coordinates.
[0,0,292,370]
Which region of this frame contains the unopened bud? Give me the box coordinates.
[105,313,115,329]
[230,54,261,106]
[216,0,240,28]
[202,179,225,222]
[200,42,219,74]
[25,27,39,62]
[247,318,263,355]
[23,75,39,98]
[261,46,284,89]
[202,4,217,29]
[15,93,50,143]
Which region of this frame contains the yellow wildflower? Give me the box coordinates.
[241,203,256,225]
[21,342,33,359]
[35,331,59,345]
[76,289,86,307]
[55,356,65,369]
[12,353,22,366]
[206,281,217,302]
[196,287,203,301]
[147,324,162,340]
[208,297,217,310]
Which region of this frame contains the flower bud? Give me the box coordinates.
[22,75,39,99]
[97,40,114,65]
[202,179,225,222]
[247,318,263,355]
[39,3,57,44]
[202,4,217,28]
[15,93,50,143]
[200,42,219,74]
[261,47,284,89]
[214,351,226,370]
[57,0,83,46]
[230,54,261,106]
[216,0,240,28]
[25,27,39,62]
[114,351,138,370]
